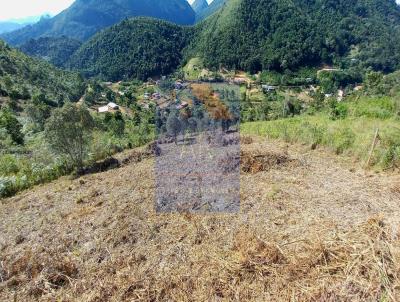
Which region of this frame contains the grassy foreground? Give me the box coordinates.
[242,96,400,169]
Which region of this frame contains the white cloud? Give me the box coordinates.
[0,0,74,21]
[188,0,213,4]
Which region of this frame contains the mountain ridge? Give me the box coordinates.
[191,0,209,15]
[1,0,195,45]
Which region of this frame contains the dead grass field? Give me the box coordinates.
[1,137,400,301]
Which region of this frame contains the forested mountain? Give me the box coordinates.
[190,0,400,73]
[195,0,226,22]
[20,36,82,67]
[192,0,209,16]
[0,40,84,103]
[68,0,400,81]
[1,0,195,45]
[0,15,46,35]
[68,18,192,81]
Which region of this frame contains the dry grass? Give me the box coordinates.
[1,137,400,301]
[240,136,253,145]
[240,150,296,174]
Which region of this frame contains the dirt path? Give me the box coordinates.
[1,137,400,301]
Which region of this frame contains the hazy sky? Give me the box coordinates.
[0,0,213,22]
[0,0,74,21]
[0,0,396,22]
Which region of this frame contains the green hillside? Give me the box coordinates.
[0,40,84,103]
[68,18,192,81]
[20,36,82,67]
[1,0,195,45]
[190,0,400,73]
[67,0,400,81]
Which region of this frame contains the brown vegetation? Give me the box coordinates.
[1,137,400,301]
[191,83,232,121]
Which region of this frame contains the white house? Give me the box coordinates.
[98,106,109,113]
[262,85,277,92]
[108,102,119,110]
[98,102,120,113]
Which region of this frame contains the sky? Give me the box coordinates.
[0,0,213,22]
[0,0,75,22]
[0,0,397,22]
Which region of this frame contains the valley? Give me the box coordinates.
[1,0,400,300]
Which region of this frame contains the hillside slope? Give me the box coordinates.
[190,0,400,72]
[195,0,227,21]
[69,0,400,81]
[0,22,26,35]
[20,36,82,68]
[68,18,191,81]
[1,139,400,300]
[192,0,209,16]
[1,0,195,45]
[0,40,84,102]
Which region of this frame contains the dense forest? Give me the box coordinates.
[65,0,400,82]
[20,36,82,67]
[0,40,85,103]
[68,18,192,81]
[1,0,195,45]
[190,0,400,73]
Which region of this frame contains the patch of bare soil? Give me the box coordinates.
[240,150,297,173]
[1,137,400,301]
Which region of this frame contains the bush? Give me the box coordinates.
[0,154,20,176]
[329,127,355,154]
[44,103,94,169]
[329,101,348,120]
[0,109,24,145]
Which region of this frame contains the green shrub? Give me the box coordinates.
[329,101,348,120]
[329,127,355,154]
[0,154,20,176]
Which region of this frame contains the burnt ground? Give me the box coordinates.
[1,137,400,301]
[155,131,240,213]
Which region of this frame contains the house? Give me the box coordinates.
[317,68,340,75]
[152,92,161,100]
[233,77,247,85]
[144,93,150,100]
[175,81,183,90]
[98,106,109,113]
[262,85,277,92]
[98,102,120,113]
[176,101,188,110]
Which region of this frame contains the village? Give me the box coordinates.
[90,65,362,124]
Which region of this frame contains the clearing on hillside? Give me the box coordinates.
[1,137,400,301]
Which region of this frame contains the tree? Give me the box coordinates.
[105,111,125,137]
[0,109,24,145]
[44,103,94,169]
[26,102,51,131]
[166,111,181,144]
